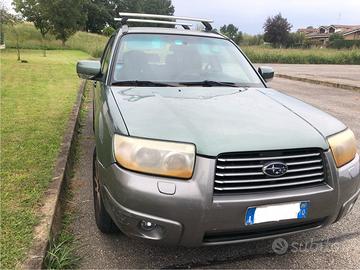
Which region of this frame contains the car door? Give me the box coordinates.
[93,35,120,167]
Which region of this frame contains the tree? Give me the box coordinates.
[40,0,86,45]
[83,0,175,31]
[242,33,264,46]
[111,0,175,28]
[329,33,344,43]
[263,13,292,47]
[138,0,175,15]
[13,0,51,56]
[84,0,114,33]
[0,7,12,46]
[220,24,243,45]
[0,7,23,60]
[286,32,305,48]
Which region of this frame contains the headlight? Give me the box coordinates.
[328,129,357,168]
[113,134,196,179]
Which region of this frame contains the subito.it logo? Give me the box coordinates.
[272,238,289,255]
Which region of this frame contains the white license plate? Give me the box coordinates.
[245,201,309,225]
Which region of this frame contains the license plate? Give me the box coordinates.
[245,201,309,225]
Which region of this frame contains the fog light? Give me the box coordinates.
[140,220,157,231]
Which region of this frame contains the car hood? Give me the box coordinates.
[111,86,330,156]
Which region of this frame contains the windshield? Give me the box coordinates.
[112,34,264,87]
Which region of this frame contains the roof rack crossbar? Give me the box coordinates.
[117,12,213,31]
[114,18,193,29]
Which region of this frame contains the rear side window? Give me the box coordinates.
[101,36,115,75]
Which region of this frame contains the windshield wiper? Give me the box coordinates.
[112,80,177,87]
[179,80,239,87]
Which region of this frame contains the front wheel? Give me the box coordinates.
[93,149,118,233]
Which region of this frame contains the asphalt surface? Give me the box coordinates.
[69,78,360,269]
[262,64,360,89]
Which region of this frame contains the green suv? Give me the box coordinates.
[77,13,360,246]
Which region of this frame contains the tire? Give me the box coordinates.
[93,149,118,233]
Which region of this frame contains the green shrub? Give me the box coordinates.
[103,26,115,37]
[329,33,344,43]
[241,34,264,46]
[241,46,360,64]
[329,39,360,49]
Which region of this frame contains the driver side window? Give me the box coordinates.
[101,36,115,76]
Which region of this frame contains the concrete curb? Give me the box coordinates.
[20,81,86,269]
[276,74,360,92]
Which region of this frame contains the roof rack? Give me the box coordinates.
[115,13,214,31]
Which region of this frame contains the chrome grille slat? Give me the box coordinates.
[215,173,324,184]
[216,172,264,177]
[214,149,326,194]
[216,170,323,178]
[215,172,324,184]
[287,166,323,173]
[217,152,320,162]
[216,164,264,169]
[286,159,322,166]
[214,178,324,191]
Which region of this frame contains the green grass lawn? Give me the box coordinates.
[4,22,108,57]
[0,49,90,268]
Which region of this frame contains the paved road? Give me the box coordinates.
[261,64,360,89]
[69,79,360,269]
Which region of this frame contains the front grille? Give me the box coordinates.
[214,149,326,194]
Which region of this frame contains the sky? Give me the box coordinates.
[2,0,360,34]
[172,0,360,34]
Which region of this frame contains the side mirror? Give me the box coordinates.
[77,60,101,80]
[258,66,274,82]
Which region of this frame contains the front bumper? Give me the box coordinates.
[99,151,360,247]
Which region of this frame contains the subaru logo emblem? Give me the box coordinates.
[263,162,288,177]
